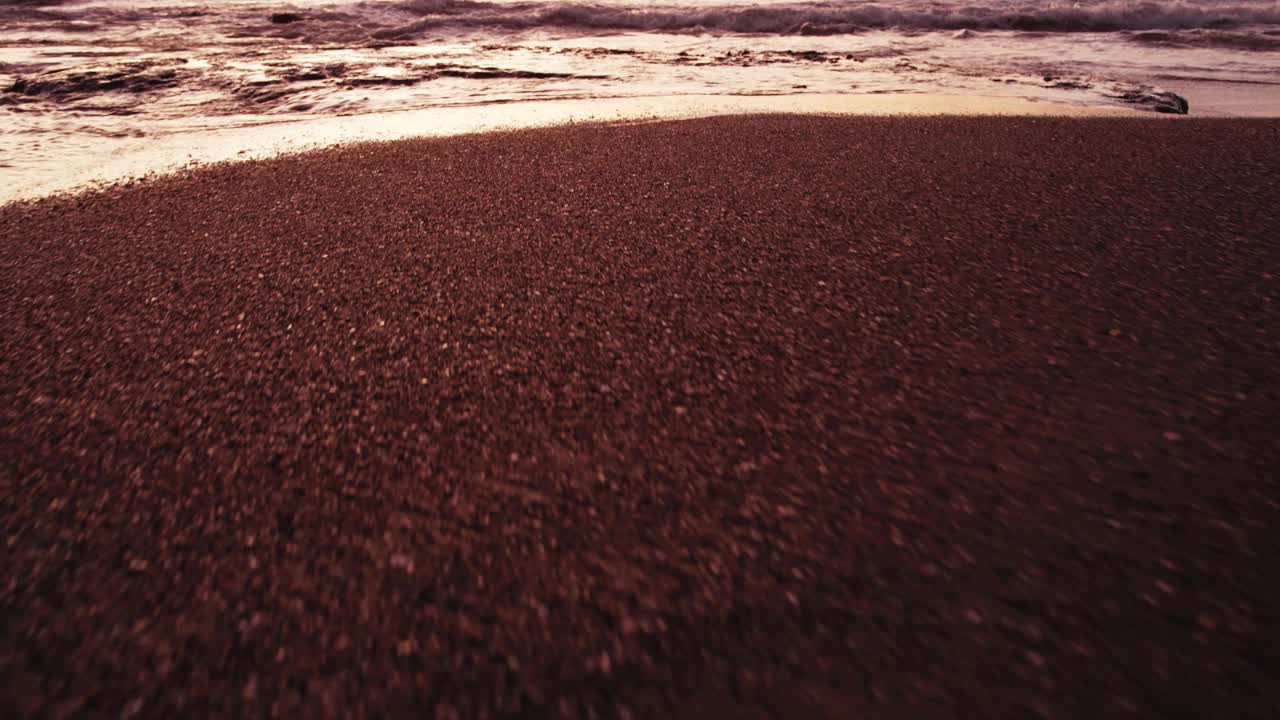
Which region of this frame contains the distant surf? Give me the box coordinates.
[389,0,1280,34]
[7,0,1280,37]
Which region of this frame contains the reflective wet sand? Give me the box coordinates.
[4,92,1148,204]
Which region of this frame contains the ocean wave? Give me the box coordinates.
[1130,27,1280,49]
[394,1,1280,35]
[7,1,1280,41]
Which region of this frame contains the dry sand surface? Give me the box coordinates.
[2,115,1279,718]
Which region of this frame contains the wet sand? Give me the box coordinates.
[2,115,1279,719]
[0,94,1142,206]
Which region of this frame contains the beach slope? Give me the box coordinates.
[2,116,1279,718]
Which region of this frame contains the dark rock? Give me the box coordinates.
[1154,92,1190,115]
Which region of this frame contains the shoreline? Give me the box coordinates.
[3,114,1278,718]
[2,93,1154,206]
[16,76,1280,207]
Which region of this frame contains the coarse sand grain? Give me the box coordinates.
[2,115,1279,719]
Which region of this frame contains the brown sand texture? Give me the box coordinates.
[2,115,1279,718]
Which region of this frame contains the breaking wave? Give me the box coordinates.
[5,1,1279,44]
[1129,27,1280,49]
[393,0,1280,35]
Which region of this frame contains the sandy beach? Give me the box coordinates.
[2,115,1279,718]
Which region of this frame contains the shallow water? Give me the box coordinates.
[3,0,1279,201]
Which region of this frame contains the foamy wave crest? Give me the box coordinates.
[394,0,1280,34]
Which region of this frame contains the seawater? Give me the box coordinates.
[3,0,1279,200]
